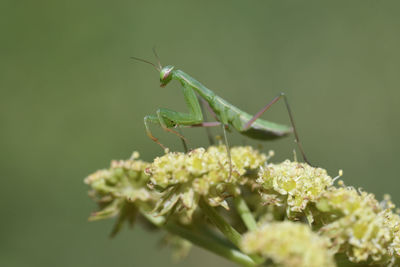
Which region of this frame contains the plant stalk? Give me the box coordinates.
[234,196,257,231]
[142,212,256,266]
[199,198,242,247]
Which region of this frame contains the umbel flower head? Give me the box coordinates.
[84,152,157,236]
[241,221,336,267]
[147,145,268,223]
[316,186,400,265]
[85,145,400,266]
[256,160,333,221]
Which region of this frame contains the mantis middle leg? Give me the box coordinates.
[198,97,216,146]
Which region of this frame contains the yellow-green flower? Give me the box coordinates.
[85,152,157,236]
[85,145,400,266]
[257,160,333,219]
[146,145,267,222]
[316,186,400,265]
[241,221,336,267]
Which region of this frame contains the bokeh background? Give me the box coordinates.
[2,1,400,266]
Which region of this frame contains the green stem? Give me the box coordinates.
[199,198,242,247]
[142,212,256,267]
[234,196,257,231]
[199,199,265,266]
[165,223,256,267]
[195,224,236,249]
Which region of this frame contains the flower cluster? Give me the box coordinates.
[147,145,268,223]
[84,152,156,235]
[85,145,400,266]
[316,186,400,265]
[241,221,336,267]
[256,160,333,220]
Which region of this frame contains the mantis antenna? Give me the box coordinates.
[130,56,160,72]
[152,47,162,70]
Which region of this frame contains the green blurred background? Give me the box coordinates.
[1,1,400,266]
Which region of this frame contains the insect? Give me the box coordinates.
[132,52,310,166]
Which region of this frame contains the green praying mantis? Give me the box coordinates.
[132,52,310,168]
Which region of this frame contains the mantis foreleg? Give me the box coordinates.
[144,83,203,150]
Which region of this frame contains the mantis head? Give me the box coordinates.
[131,50,174,87]
[160,65,174,87]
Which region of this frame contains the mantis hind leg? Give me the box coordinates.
[243,92,311,165]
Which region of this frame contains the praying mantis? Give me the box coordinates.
[132,52,310,166]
